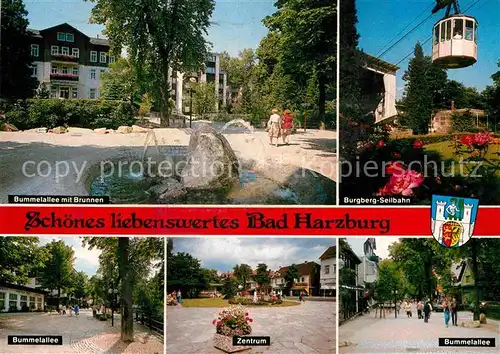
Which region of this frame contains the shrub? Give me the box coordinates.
[451,110,476,132]
[212,305,253,336]
[4,99,136,130]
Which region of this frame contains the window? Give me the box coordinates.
[465,20,474,41]
[89,88,96,99]
[61,47,69,55]
[324,265,330,274]
[62,67,68,74]
[72,48,79,58]
[66,33,74,42]
[31,44,39,57]
[109,55,116,64]
[301,277,304,282]
[445,20,451,41]
[0,292,5,311]
[90,51,97,62]
[433,25,439,45]
[31,65,37,77]
[72,67,79,76]
[60,87,70,99]
[100,69,106,74]
[100,52,106,63]
[72,87,78,99]
[20,296,27,309]
[9,294,17,310]
[36,297,42,310]
[90,69,96,80]
[51,46,59,55]
[29,296,35,305]
[57,32,66,41]
[206,67,215,74]
[51,64,58,74]
[474,22,478,43]
[453,19,464,39]
[50,88,57,98]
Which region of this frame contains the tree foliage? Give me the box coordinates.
[253,263,271,293]
[0,237,46,284]
[233,264,253,290]
[193,82,217,117]
[284,264,299,292]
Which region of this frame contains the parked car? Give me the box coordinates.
[432,302,444,312]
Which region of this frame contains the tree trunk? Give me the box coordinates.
[471,239,480,321]
[318,73,326,125]
[159,63,171,127]
[118,237,134,342]
[57,288,60,309]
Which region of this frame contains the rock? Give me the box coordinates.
[52,126,67,134]
[320,121,326,130]
[0,122,18,132]
[117,126,133,133]
[28,127,47,133]
[107,129,115,134]
[470,320,480,328]
[132,125,149,133]
[180,124,239,190]
[480,313,487,324]
[94,128,107,134]
[67,127,93,134]
[147,178,186,202]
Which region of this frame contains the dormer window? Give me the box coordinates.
[57,32,66,41]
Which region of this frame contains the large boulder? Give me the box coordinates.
[147,177,186,202]
[180,124,239,190]
[0,122,18,132]
[117,126,133,133]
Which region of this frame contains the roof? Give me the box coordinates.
[28,29,42,38]
[363,52,399,73]
[319,246,336,260]
[28,22,110,46]
[0,282,48,295]
[279,261,320,277]
[90,37,110,46]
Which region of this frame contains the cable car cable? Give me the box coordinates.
[375,4,434,57]
[394,0,483,66]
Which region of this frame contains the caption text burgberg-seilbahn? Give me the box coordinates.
[23,211,391,234]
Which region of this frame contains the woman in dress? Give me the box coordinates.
[443,297,450,327]
[267,108,282,146]
[281,109,294,144]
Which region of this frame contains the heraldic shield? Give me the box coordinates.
[431,195,479,248]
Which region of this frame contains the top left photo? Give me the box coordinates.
[0,0,337,205]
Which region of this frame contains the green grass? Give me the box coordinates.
[424,141,500,161]
[180,298,300,308]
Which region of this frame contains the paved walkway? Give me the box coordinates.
[0,310,163,353]
[167,301,336,353]
[0,126,336,202]
[339,310,499,353]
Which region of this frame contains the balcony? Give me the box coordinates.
[51,54,79,64]
[50,73,79,84]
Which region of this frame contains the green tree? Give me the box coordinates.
[284,264,299,293]
[89,0,215,127]
[35,83,51,99]
[233,264,253,290]
[70,271,89,306]
[376,259,403,305]
[0,237,46,284]
[193,82,217,117]
[0,0,38,99]
[38,240,75,309]
[167,252,205,297]
[100,58,136,101]
[253,263,271,294]
[221,276,238,299]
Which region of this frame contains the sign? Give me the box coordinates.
[431,195,479,247]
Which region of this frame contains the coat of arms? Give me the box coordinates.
[431,195,479,247]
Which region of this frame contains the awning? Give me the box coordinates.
[321,285,336,290]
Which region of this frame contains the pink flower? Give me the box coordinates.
[385,161,404,176]
[376,140,385,148]
[245,312,249,316]
[472,132,493,146]
[435,176,441,185]
[385,124,392,132]
[413,140,423,149]
[212,320,216,325]
[377,169,424,197]
[249,318,253,322]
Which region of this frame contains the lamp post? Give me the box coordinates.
[393,289,398,318]
[108,288,118,326]
[188,77,196,128]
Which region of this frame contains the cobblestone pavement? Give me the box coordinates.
[0,310,163,353]
[339,310,499,353]
[167,301,336,354]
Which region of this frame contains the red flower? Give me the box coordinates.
[245,312,249,316]
[385,124,392,132]
[376,140,385,148]
[392,152,401,159]
[385,161,404,176]
[472,132,493,146]
[217,321,222,326]
[249,318,253,322]
[435,176,441,185]
[212,320,216,325]
[459,135,474,146]
[413,139,423,149]
[377,169,424,197]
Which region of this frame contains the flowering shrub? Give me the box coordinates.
[52,53,78,61]
[212,305,253,337]
[50,73,78,80]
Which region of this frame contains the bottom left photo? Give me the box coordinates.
[0,236,165,354]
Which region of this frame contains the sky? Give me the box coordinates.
[24,0,275,57]
[38,236,101,276]
[346,237,399,260]
[356,0,500,96]
[171,237,336,272]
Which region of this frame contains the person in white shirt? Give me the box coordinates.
[267,108,282,146]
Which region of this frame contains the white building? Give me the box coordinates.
[0,282,46,312]
[319,246,336,297]
[357,238,378,291]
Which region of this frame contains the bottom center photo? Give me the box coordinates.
[166,237,336,354]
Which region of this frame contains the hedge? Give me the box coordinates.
[3,99,136,130]
[389,132,500,147]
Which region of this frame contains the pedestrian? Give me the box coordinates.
[74,304,79,317]
[267,108,282,147]
[281,109,294,145]
[443,297,450,327]
[68,305,73,317]
[177,289,182,304]
[451,297,458,326]
[405,300,412,318]
[396,301,401,315]
[423,299,431,323]
[299,291,303,302]
[417,300,423,319]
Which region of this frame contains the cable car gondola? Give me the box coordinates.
[431,0,477,69]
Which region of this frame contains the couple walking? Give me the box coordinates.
[443,297,458,327]
[267,108,294,146]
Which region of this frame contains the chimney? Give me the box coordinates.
[451,101,455,111]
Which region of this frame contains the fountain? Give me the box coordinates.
[219,118,255,135]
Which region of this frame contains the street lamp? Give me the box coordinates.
[108,288,118,326]
[392,289,398,318]
[188,77,197,128]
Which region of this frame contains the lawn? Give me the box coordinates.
[424,141,500,161]
[180,298,301,308]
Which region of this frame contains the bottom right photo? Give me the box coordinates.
[339,237,499,353]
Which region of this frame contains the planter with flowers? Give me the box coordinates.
[212,305,253,353]
[50,73,79,81]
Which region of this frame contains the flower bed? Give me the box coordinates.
[228,297,283,306]
[213,305,253,352]
[50,73,79,81]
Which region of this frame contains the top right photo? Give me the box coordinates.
[339,0,500,206]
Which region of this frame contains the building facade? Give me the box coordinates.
[273,262,321,296]
[0,282,46,312]
[29,23,114,100]
[319,246,336,297]
[169,53,228,114]
[357,238,379,286]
